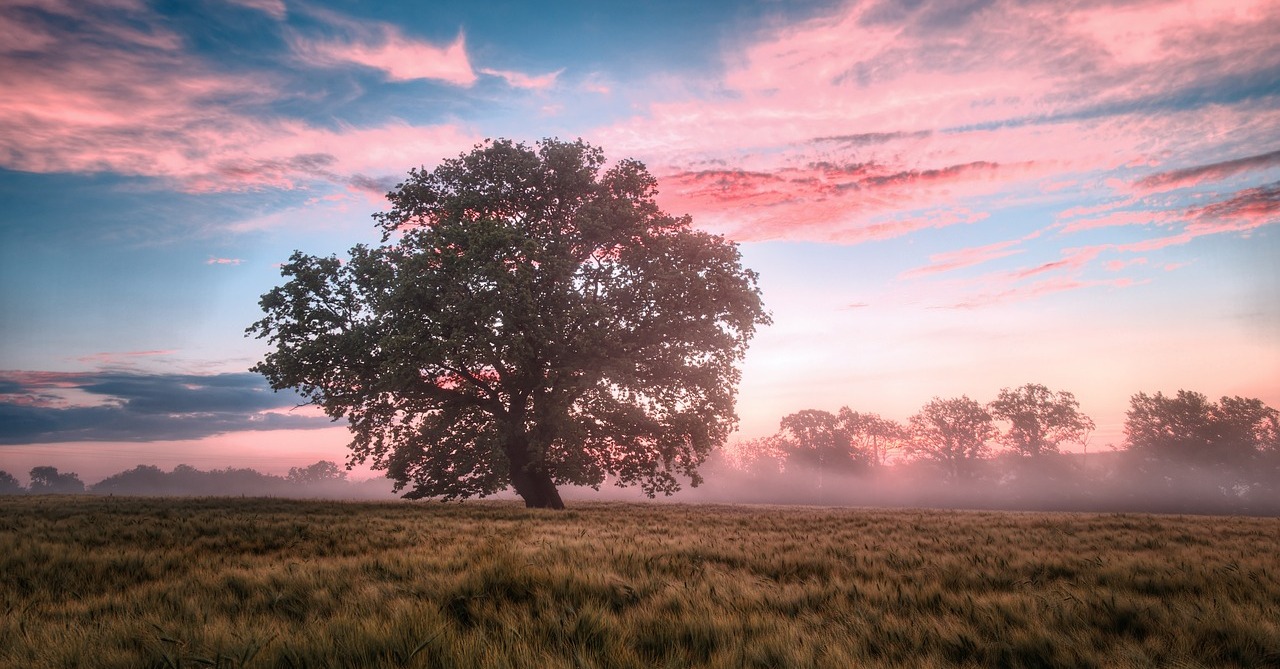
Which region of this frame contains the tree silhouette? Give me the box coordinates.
[28,466,84,494]
[1125,391,1277,472]
[838,408,907,467]
[287,460,348,485]
[905,397,996,482]
[989,383,1094,458]
[777,409,873,476]
[250,139,769,508]
[0,470,22,494]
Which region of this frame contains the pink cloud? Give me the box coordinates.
[205,257,243,265]
[1105,258,1148,272]
[294,28,475,85]
[480,67,562,90]
[1133,150,1280,193]
[1057,209,1177,234]
[1011,246,1105,281]
[901,239,1025,279]
[592,0,1279,248]
[1186,183,1280,228]
[652,151,1019,242]
[943,276,1141,310]
[581,73,612,95]
[0,1,486,197]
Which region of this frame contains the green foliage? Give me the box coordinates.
[3,497,1279,668]
[248,138,769,508]
[989,383,1095,457]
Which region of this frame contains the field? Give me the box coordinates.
[2,497,1278,668]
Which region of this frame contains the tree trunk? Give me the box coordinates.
[508,464,565,509]
[504,433,565,509]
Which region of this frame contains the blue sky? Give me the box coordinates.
[1,0,1277,482]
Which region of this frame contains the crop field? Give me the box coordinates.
[2,497,1278,669]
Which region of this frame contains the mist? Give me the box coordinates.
[659,457,1277,516]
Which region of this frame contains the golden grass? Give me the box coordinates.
[2,496,1278,668]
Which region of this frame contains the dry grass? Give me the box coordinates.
[2,496,1278,668]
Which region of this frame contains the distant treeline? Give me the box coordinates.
[702,384,1280,514]
[3,384,1277,514]
[0,461,396,499]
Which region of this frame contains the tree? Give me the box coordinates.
[988,383,1094,458]
[1125,390,1277,468]
[288,460,348,485]
[837,408,907,467]
[92,465,169,495]
[28,466,84,494]
[728,435,787,478]
[249,139,769,509]
[0,470,23,494]
[776,409,872,476]
[905,396,996,482]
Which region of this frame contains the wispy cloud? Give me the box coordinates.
[480,67,563,90]
[223,0,286,20]
[0,1,483,194]
[205,257,243,265]
[292,27,476,85]
[593,0,1280,268]
[75,350,177,367]
[941,276,1141,310]
[1133,150,1280,193]
[901,239,1026,279]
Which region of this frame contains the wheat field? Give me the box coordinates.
[1,496,1277,668]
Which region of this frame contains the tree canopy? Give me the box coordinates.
[0,470,21,494]
[989,383,1094,458]
[28,466,84,494]
[1125,390,1278,468]
[249,138,769,508]
[287,460,348,485]
[776,409,872,475]
[906,396,996,482]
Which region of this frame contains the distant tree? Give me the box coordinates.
[92,465,171,495]
[988,383,1094,458]
[0,470,23,494]
[837,408,907,467]
[288,460,348,485]
[249,138,769,508]
[729,435,787,478]
[776,409,873,476]
[1123,391,1280,506]
[1125,391,1277,469]
[905,397,996,482]
[28,466,85,494]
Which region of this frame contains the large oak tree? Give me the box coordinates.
[248,139,769,508]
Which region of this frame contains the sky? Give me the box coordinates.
[1,0,1277,485]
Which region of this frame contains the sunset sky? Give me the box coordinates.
[2,0,1277,484]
